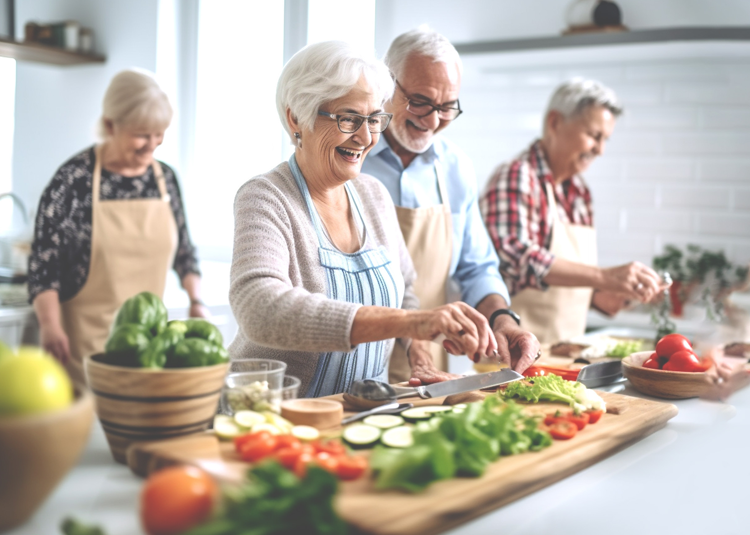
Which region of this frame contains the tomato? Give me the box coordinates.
[546,420,577,440]
[642,355,661,370]
[240,434,279,463]
[586,409,604,424]
[140,465,217,535]
[313,451,340,474]
[655,334,692,358]
[293,451,316,478]
[336,455,368,481]
[545,410,589,430]
[663,350,711,372]
[312,438,347,456]
[234,430,272,453]
[274,435,302,451]
[523,365,580,382]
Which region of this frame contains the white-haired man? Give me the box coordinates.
[361,27,540,383]
[480,79,666,344]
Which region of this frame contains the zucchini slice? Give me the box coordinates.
[233,410,267,429]
[291,425,320,441]
[362,414,404,429]
[401,406,450,422]
[342,424,382,448]
[421,406,453,414]
[381,426,414,448]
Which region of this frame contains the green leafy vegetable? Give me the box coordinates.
[501,374,606,413]
[184,461,347,535]
[370,397,551,493]
[60,517,107,535]
[607,340,642,358]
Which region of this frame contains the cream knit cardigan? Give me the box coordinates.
[228,161,418,395]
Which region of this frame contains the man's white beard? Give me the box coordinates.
[390,119,433,154]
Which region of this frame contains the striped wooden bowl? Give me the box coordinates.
[85,355,229,464]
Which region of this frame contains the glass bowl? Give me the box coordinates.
[221,359,287,415]
[281,375,301,401]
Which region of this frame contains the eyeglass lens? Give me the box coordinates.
[406,101,461,120]
[338,114,391,133]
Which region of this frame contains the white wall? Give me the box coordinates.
[374,0,750,270]
[12,0,160,216]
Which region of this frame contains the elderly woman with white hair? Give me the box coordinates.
[229,41,498,397]
[29,68,205,384]
[480,79,667,344]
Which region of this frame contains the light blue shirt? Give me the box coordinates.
[361,135,511,308]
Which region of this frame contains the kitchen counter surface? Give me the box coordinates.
[7,381,749,535]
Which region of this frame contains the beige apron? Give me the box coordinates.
[61,145,178,384]
[389,162,453,383]
[511,181,597,344]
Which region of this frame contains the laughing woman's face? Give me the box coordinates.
[109,123,165,173]
[294,76,383,187]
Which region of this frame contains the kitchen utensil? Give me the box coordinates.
[280,398,343,429]
[577,360,624,388]
[341,402,414,425]
[343,368,524,410]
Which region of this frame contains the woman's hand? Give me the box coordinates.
[39,322,71,364]
[491,315,540,373]
[406,340,460,386]
[599,262,666,302]
[408,302,498,361]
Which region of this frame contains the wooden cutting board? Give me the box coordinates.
[126,391,677,535]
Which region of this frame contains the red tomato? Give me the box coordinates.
[312,438,347,456]
[313,451,340,474]
[240,435,279,463]
[140,465,217,535]
[642,355,661,370]
[545,411,589,430]
[586,409,604,424]
[234,430,272,453]
[274,435,302,451]
[655,334,692,358]
[663,350,710,372]
[336,455,368,481]
[293,451,316,478]
[546,420,577,440]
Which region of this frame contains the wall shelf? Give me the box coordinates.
[0,37,105,65]
[454,26,750,55]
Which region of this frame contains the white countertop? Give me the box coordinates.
[7,382,750,535]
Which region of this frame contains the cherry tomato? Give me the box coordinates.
[274,435,302,451]
[313,451,340,474]
[545,410,589,430]
[312,438,347,456]
[140,465,217,535]
[546,420,577,440]
[293,451,316,478]
[586,409,604,424]
[234,430,272,453]
[336,455,368,481]
[523,366,580,382]
[655,334,692,358]
[663,350,710,372]
[240,434,279,463]
[642,354,661,370]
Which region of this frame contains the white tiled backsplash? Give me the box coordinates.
[448,46,750,270]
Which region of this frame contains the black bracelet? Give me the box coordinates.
[489,308,521,329]
[190,299,205,306]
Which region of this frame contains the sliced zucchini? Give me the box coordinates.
[452,403,468,410]
[250,422,282,435]
[263,412,294,433]
[381,426,413,448]
[362,414,404,429]
[233,410,267,429]
[342,424,381,448]
[291,425,320,441]
[213,417,243,440]
[401,406,449,422]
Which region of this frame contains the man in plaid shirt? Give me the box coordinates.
[480,80,666,341]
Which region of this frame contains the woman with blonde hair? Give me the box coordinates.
[29,68,205,384]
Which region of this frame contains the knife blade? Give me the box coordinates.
[409,368,524,399]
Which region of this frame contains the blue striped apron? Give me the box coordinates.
[289,155,404,397]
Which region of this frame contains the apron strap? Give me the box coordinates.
[434,160,450,208]
[92,145,103,207]
[151,160,171,202]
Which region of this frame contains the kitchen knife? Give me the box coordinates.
[390,368,524,399]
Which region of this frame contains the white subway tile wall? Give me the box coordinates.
[449,54,750,269]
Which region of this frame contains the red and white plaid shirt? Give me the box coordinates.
[480,140,594,296]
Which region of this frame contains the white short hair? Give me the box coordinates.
[276,41,394,140]
[384,25,463,80]
[99,68,172,137]
[545,78,623,120]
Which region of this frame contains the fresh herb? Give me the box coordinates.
[607,340,642,358]
[184,461,347,535]
[501,374,605,413]
[60,517,107,535]
[369,398,551,493]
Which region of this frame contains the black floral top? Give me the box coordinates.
[28,146,200,303]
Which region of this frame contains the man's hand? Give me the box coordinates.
[492,315,540,373]
[407,340,460,386]
[591,290,630,316]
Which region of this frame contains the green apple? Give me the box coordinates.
[0,346,74,416]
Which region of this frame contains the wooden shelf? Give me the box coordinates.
[0,37,105,65]
[454,26,750,55]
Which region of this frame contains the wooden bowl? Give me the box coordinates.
[622,351,715,399]
[280,398,343,429]
[0,387,94,531]
[85,356,229,463]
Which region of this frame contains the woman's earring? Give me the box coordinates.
[294,132,302,148]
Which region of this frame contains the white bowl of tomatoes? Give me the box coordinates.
[622,334,715,399]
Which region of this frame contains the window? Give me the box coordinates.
[307,0,376,50]
[0,57,15,233]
